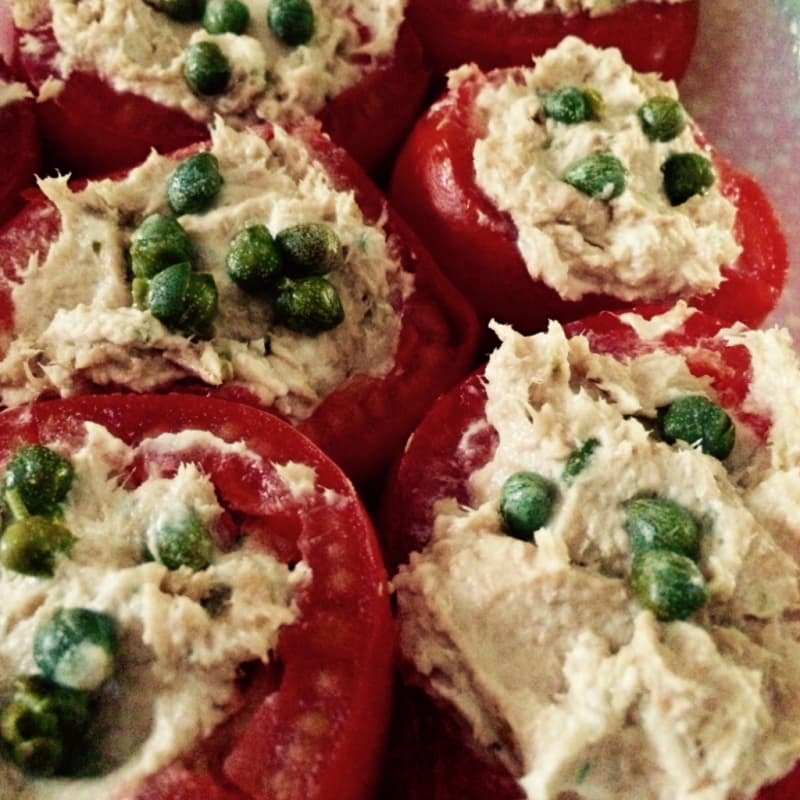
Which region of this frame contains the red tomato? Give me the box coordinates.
[5,6,429,178]
[0,62,41,225]
[378,305,798,800]
[0,121,479,488]
[389,68,788,337]
[406,0,699,81]
[0,392,394,800]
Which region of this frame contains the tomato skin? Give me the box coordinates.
[389,68,788,336]
[0,62,41,226]
[0,122,479,489]
[378,305,797,799]
[406,0,699,81]
[7,10,428,178]
[0,392,394,800]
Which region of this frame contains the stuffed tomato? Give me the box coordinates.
[381,301,800,799]
[5,0,429,177]
[406,0,699,81]
[390,37,788,337]
[0,61,40,226]
[0,120,479,487]
[0,392,393,799]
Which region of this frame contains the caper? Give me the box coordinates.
[499,471,557,542]
[623,496,701,561]
[12,676,92,739]
[33,608,118,692]
[274,276,345,334]
[147,263,219,338]
[630,549,707,621]
[144,0,203,21]
[658,396,735,460]
[129,214,193,280]
[661,153,714,206]
[638,96,686,142]
[562,438,599,485]
[275,222,344,277]
[203,0,249,33]
[2,445,74,518]
[563,153,627,200]
[543,86,602,125]
[226,224,284,291]
[167,153,224,216]
[268,0,315,46]
[184,41,231,96]
[148,512,214,571]
[0,516,74,576]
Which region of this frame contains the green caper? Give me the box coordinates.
[184,41,231,96]
[658,396,735,460]
[226,224,284,291]
[274,276,345,334]
[543,86,602,124]
[630,549,707,621]
[562,438,599,485]
[147,263,219,338]
[2,445,74,518]
[1,676,92,777]
[144,0,203,21]
[0,516,74,577]
[638,96,686,142]
[203,0,250,33]
[33,608,118,692]
[275,223,344,277]
[148,512,214,571]
[268,0,315,46]
[623,496,701,561]
[661,153,715,206]
[129,214,193,280]
[167,153,224,216]
[499,471,557,542]
[563,153,627,200]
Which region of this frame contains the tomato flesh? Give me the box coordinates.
[389,69,787,336]
[0,122,479,489]
[379,306,796,799]
[406,0,699,81]
[0,393,394,800]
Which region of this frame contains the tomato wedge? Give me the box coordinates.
[406,0,699,81]
[0,121,479,489]
[5,4,429,178]
[379,304,800,800]
[0,392,394,800]
[389,65,787,336]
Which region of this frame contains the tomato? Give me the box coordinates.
[4,3,429,179]
[389,67,788,337]
[378,304,799,800]
[0,392,394,800]
[0,62,41,225]
[0,121,479,489]
[406,0,699,81]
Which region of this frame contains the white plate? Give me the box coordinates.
[681,0,800,337]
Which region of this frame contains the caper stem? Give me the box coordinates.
[5,488,29,521]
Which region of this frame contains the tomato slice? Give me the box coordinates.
[0,122,479,489]
[0,392,394,800]
[0,62,40,226]
[405,0,699,81]
[389,67,788,336]
[378,305,798,800]
[6,8,428,178]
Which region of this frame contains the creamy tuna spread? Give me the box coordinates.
[0,80,32,108]
[468,37,740,302]
[11,0,405,125]
[394,306,800,799]
[0,421,311,799]
[468,0,687,17]
[0,121,412,416]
